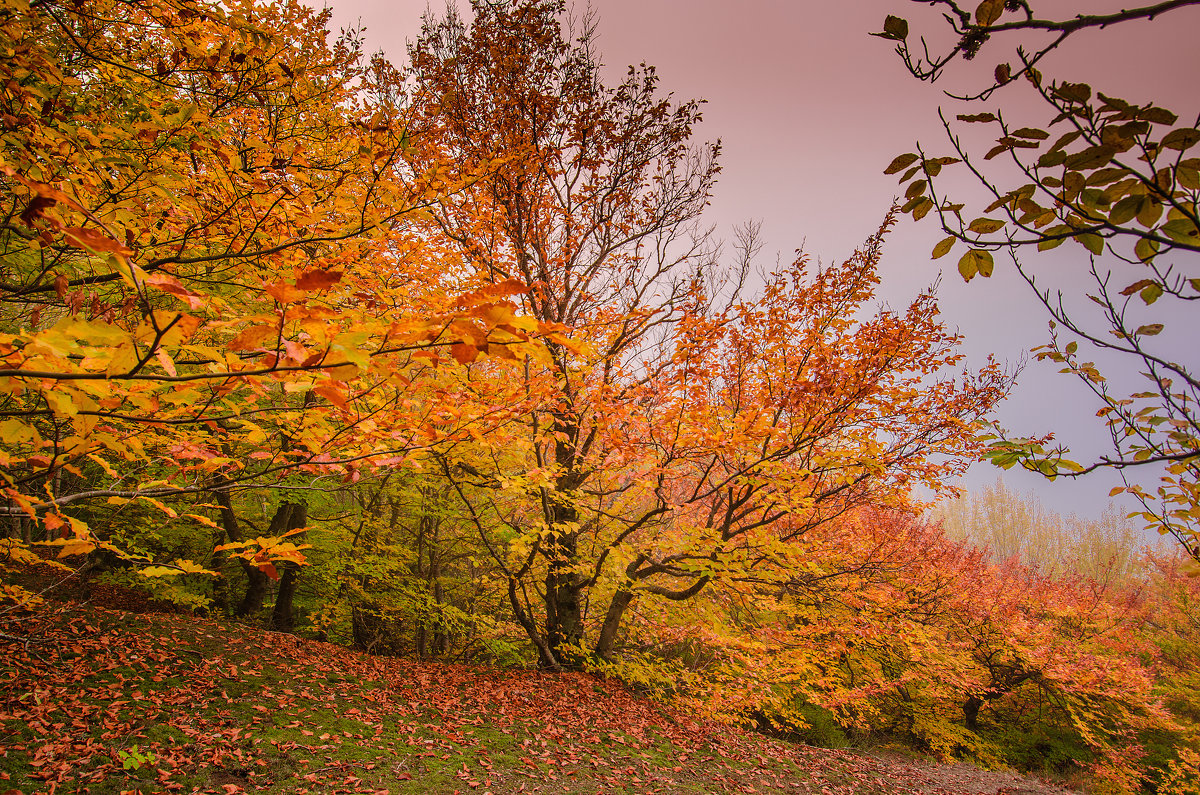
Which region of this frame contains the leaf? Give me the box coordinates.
[974,249,994,277]
[957,113,997,123]
[968,217,1005,234]
[957,249,978,281]
[1140,282,1164,304]
[975,0,1004,26]
[1107,195,1143,226]
[875,15,909,40]
[227,325,277,351]
[144,272,206,309]
[1162,127,1200,151]
[1064,145,1117,171]
[911,197,934,221]
[295,269,344,291]
[884,153,919,175]
[1119,279,1157,296]
[141,565,185,578]
[1135,323,1164,336]
[931,237,956,259]
[1010,127,1049,141]
[1135,237,1159,263]
[1139,106,1178,125]
[1076,233,1105,255]
[62,227,134,258]
[264,281,306,304]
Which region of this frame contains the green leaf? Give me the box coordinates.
[1107,195,1144,226]
[1178,162,1200,190]
[905,179,927,200]
[884,153,919,175]
[1140,282,1164,304]
[932,236,956,259]
[1162,218,1199,243]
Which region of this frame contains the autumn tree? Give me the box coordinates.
[404,0,722,667]
[874,1,1200,561]
[0,0,551,608]
[402,0,1012,670]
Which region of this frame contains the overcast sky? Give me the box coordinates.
[322,0,1200,523]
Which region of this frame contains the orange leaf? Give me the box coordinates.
[264,281,306,304]
[450,342,479,364]
[295,269,344,291]
[313,383,348,409]
[62,226,133,257]
[453,279,526,308]
[227,325,276,351]
[145,272,205,309]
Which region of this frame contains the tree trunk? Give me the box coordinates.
[594,586,635,661]
[544,518,584,667]
[963,695,983,733]
[270,502,308,632]
[237,501,302,618]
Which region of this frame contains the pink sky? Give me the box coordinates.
[322,0,1200,522]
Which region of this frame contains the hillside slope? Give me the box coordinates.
[0,603,1078,795]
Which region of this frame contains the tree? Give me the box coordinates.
[933,477,1147,580]
[403,0,1010,670]
[0,0,555,608]
[404,0,722,668]
[874,1,1200,562]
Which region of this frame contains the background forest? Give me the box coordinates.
[1,0,1198,793]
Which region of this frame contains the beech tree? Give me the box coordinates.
[402,0,1011,671]
[0,0,556,608]
[874,1,1200,561]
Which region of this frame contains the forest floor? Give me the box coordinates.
[0,595,1081,795]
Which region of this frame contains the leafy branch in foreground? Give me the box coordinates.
[875,0,1200,562]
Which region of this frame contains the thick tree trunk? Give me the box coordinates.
[544,519,584,667]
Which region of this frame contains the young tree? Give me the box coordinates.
[874,1,1200,562]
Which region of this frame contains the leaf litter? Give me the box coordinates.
[0,603,1076,794]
